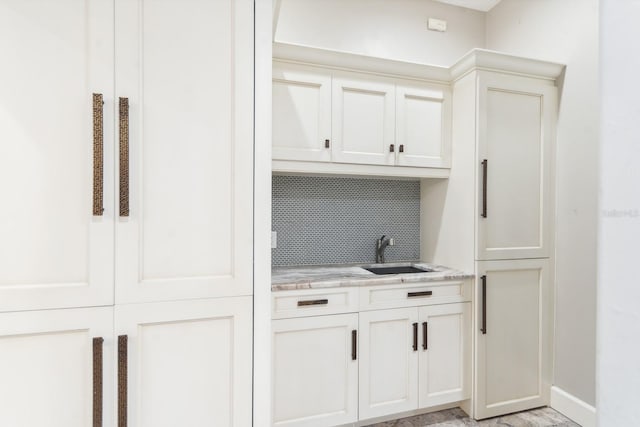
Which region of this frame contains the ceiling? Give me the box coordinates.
[433,0,502,12]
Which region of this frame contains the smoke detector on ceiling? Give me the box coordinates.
[433,0,502,12]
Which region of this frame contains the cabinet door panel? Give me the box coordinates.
[116,297,252,427]
[359,307,419,420]
[418,303,470,408]
[115,0,253,303]
[0,307,113,427]
[332,75,395,166]
[0,0,114,312]
[273,64,332,162]
[475,259,552,419]
[477,73,555,260]
[396,83,451,168]
[272,314,358,427]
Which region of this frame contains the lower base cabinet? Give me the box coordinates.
[474,259,551,419]
[272,314,359,427]
[359,303,470,420]
[0,296,252,427]
[271,287,471,427]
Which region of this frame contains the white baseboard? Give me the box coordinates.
[550,386,596,427]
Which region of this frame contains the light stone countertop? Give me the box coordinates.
[271,262,474,291]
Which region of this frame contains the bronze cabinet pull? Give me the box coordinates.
[412,322,418,351]
[92,337,104,427]
[325,139,330,148]
[351,330,357,361]
[118,335,128,427]
[389,144,395,153]
[481,275,487,335]
[297,299,328,307]
[481,159,488,218]
[119,97,129,217]
[407,291,433,298]
[399,144,404,153]
[92,93,104,216]
[422,322,428,351]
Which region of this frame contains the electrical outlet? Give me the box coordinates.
[428,18,447,32]
[271,231,278,249]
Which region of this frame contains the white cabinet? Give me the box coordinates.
[116,297,253,427]
[474,259,552,419]
[359,303,470,420]
[396,83,451,168]
[0,307,114,427]
[115,0,254,304]
[332,75,396,166]
[476,73,556,261]
[271,60,452,177]
[358,308,419,420]
[272,313,358,427]
[272,64,332,162]
[0,0,115,313]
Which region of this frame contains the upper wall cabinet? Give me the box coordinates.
[273,64,332,162]
[272,57,452,178]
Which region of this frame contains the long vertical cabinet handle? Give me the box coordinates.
[481,159,488,218]
[412,322,418,351]
[351,330,357,361]
[92,337,104,427]
[92,93,104,216]
[119,97,130,217]
[481,275,487,335]
[422,322,428,350]
[118,335,128,427]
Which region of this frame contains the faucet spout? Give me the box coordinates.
[376,235,393,263]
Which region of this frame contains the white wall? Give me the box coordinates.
[275,0,486,66]
[486,0,599,407]
[598,1,640,424]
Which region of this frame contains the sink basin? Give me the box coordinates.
[364,266,433,275]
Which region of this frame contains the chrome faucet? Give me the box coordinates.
[375,235,394,263]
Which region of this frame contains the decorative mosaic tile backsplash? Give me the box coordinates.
[272,175,421,266]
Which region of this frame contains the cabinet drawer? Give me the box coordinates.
[272,288,359,319]
[359,280,471,311]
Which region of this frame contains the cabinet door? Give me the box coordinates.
[418,303,470,408]
[272,314,358,427]
[359,307,419,420]
[115,296,252,427]
[396,83,451,168]
[332,75,395,166]
[474,259,552,419]
[477,73,556,260]
[114,0,253,303]
[0,307,113,427]
[273,64,332,162]
[0,0,114,312]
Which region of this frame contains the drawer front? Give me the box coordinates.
[359,280,471,311]
[272,288,359,319]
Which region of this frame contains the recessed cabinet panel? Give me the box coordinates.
[273,64,332,162]
[115,0,253,303]
[272,314,358,427]
[332,76,395,166]
[0,307,113,427]
[0,0,114,312]
[477,73,555,260]
[396,84,451,168]
[116,297,252,427]
[418,303,470,408]
[359,308,419,420]
[475,259,551,419]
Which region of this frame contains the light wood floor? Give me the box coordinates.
[367,407,580,427]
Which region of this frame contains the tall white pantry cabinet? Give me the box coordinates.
[0,1,254,426]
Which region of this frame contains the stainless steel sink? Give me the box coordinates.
[364,266,433,275]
